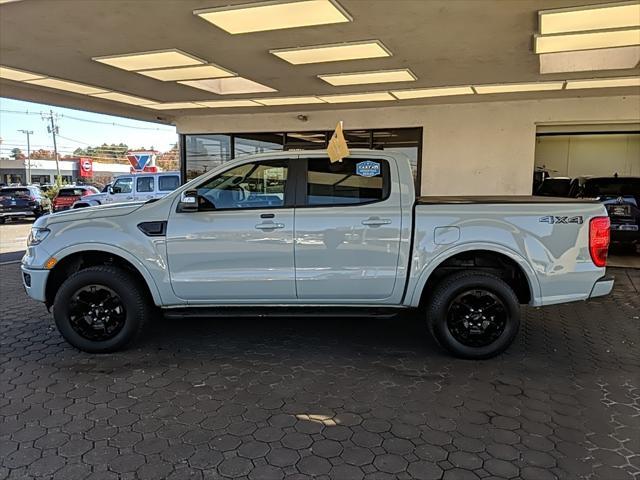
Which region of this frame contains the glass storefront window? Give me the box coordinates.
[373,128,421,193]
[185,134,232,180]
[183,128,422,191]
[234,133,284,158]
[285,132,327,150]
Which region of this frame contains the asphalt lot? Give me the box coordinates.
[0,261,638,479]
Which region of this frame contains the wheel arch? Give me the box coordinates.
[409,243,541,307]
[45,244,162,308]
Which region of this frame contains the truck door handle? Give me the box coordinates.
[362,217,392,227]
[255,222,285,230]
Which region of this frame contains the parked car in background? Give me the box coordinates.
[72,173,180,209]
[106,172,180,204]
[575,176,640,246]
[534,177,573,197]
[0,186,51,223]
[52,186,99,212]
[23,151,613,359]
[71,183,111,209]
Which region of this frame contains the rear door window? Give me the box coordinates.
[136,177,154,193]
[1,188,31,197]
[158,175,179,192]
[304,158,389,206]
[58,188,86,197]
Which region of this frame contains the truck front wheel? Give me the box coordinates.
[53,265,150,353]
[427,271,520,359]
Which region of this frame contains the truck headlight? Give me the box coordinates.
[27,227,50,245]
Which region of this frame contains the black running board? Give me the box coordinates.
[161,305,410,320]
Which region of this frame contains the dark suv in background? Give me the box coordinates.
[0,186,51,223]
[575,177,640,246]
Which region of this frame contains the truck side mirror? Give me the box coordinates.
[107,185,115,194]
[178,190,199,212]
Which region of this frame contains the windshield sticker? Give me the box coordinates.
[356,161,381,177]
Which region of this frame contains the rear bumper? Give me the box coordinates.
[20,265,49,303]
[589,275,614,299]
[0,210,34,218]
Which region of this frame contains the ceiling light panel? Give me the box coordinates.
[25,77,108,95]
[194,0,351,34]
[198,100,263,108]
[318,92,396,103]
[146,102,208,110]
[139,65,235,81]
[539,2,640,35]
[254,96,326,105]
[319,69,416,86]
[91,91,157,105]
[474,82,564,94]
[391,86,474,99]
[534,27,640,54]
[565,76,640,89]
[271,40,391,64]
[0,65,45,81]
[93,49,205,71]
[179,77,276,95]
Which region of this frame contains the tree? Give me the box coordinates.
[10,148,25,160]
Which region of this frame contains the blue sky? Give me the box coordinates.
[0,97,177,158]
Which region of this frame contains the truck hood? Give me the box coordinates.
[35,201,146,227]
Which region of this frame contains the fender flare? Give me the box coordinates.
[407,242,542,307]
[50,242,163,306]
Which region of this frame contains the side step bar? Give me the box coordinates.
[162,305,411,320]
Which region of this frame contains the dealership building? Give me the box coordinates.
[0,158,130,186]
[0,0,638,195]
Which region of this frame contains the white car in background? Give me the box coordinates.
[72,172,181,208]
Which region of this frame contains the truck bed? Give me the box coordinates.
[416,195,599,204]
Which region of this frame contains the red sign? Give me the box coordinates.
[78,157,93,177]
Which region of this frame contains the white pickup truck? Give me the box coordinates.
[21,150,613,358]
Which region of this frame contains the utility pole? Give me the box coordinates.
[42,110,61,184]
[17,129,33,184]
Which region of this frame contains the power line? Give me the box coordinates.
[0,109,174,131]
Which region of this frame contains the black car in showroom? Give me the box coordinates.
[0,186,52,223]
[575,176,640,246]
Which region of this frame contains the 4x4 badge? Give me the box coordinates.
[539,215,583,224]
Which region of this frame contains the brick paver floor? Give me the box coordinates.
[1,264,638,479]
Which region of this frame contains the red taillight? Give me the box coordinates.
[589,216,610,268]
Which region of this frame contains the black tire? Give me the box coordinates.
[426,271,520,359]
[53,265,151,353]
[0,217,5,224]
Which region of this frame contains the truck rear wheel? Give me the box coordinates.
[53,265,150,353]
[427,271,520,359]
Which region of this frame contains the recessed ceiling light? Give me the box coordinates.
[539,2,640,35]
[90,91,157,105]
[474,81,565,94]
[146,102,208,110]
[0,65,45,81]
[254,96,326,106]
[93,49,205,71]
[539,46,640,74]
[179,77,276,95]
[565,76,640,89]
[534,27,640,54]
[194,0,351,34]
[391,86,474,99]
[318,92,396,103]
[25,77,109,95]
[318,69,416,86]
[270,40,391,65]
[138,64,235,81]
[198,100,263,108]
